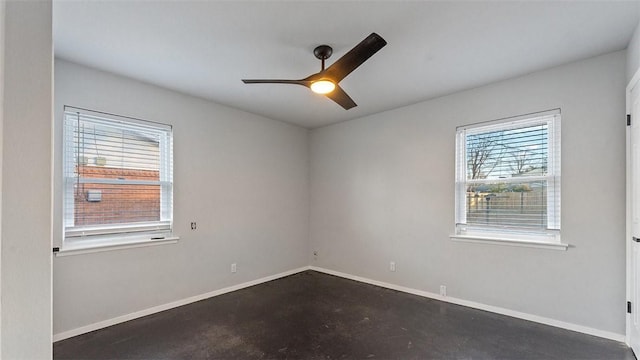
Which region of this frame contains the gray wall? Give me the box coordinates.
[53,49,631,339]
[627,6,640,83]
[53,60,309,335]
[309,51,627,335]
[2,1,53,358]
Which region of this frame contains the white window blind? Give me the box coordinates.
[455,110,560,241]
[63,107,173,240]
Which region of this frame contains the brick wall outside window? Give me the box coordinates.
[74,165,160,226]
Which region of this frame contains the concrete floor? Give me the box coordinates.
[54,271,634,359]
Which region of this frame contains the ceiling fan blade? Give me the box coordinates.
[324,33,387,83]
[325,85,357,110]
[242,79,310,86]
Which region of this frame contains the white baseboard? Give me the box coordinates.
[309,266,625,343]
[54,265,625,343]
[53,266,310,342]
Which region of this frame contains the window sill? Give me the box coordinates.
[55,236,179,257]
[450,235,568,250]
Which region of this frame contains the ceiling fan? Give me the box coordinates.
[242,33,387,110]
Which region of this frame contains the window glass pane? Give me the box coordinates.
[455,110,560,239]
[63,108,173,238]
[466,124,548,180]
[74,122,161,174]
[465,180,547,229]
[73,182,161,227]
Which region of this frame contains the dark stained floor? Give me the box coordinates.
[54,270,634,359]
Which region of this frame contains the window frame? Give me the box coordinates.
[62,106,174,246]
[453,109,562,247]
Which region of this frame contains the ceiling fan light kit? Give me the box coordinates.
[242,33,387,110]
[310,80,335,94]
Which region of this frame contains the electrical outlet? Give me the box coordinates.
[231,263,237,273]
[440,285,447,297]
[390,261,396,272]
[190,222,197,230]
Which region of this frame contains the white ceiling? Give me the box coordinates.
[54,1,640,129]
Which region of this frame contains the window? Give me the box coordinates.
[454,109,560,244]
[63,107,173,244]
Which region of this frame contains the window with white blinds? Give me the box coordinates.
[455,109,560,242]
[63,107,173,241]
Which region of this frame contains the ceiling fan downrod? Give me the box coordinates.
[313,45,333,71]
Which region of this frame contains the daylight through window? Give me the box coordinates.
[63,107,173,241]
[455,110,560,242]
